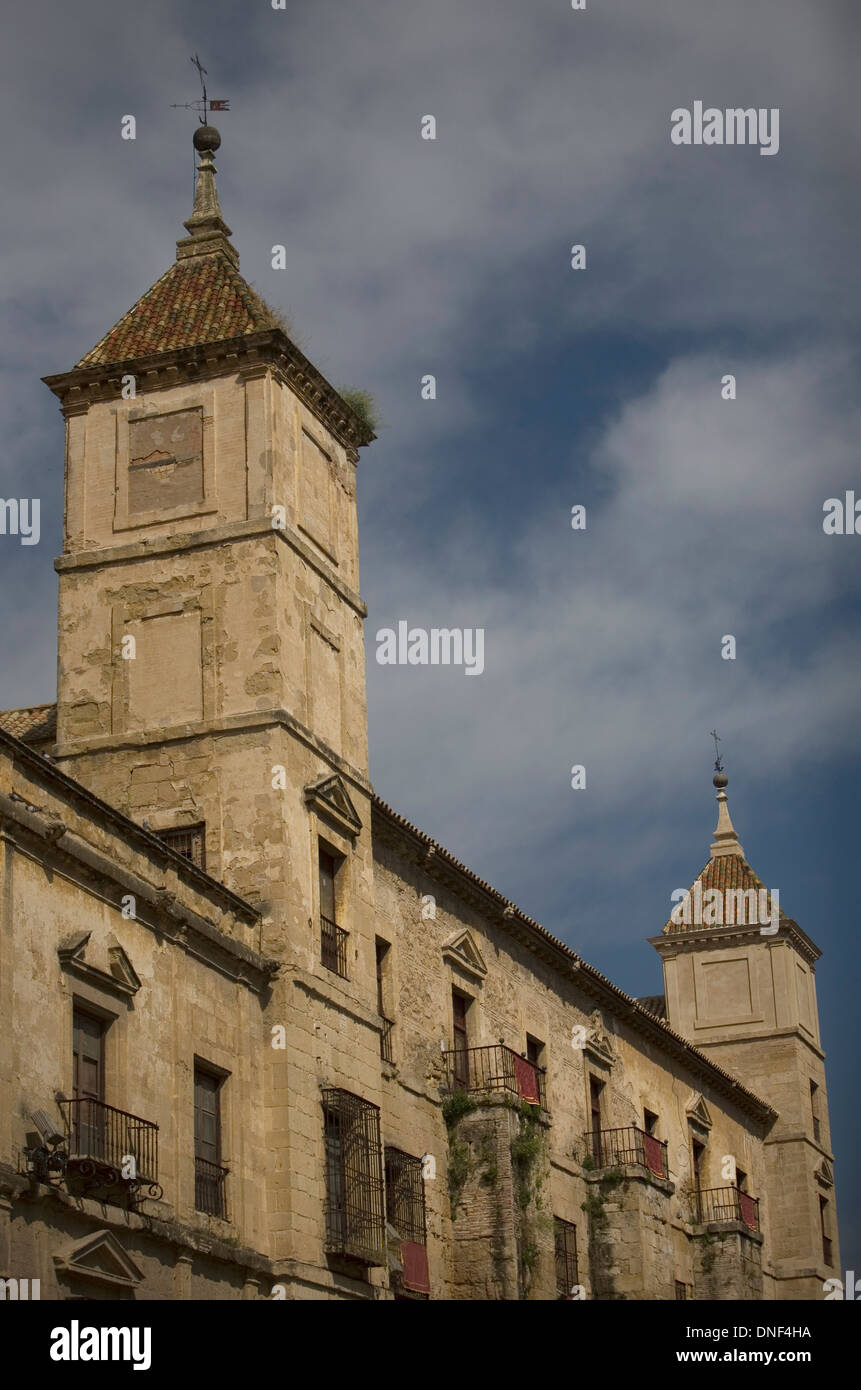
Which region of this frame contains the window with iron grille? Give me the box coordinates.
[385,1148,427,1246]
[675,1280,690,1300]
[194,1062,228,1219]
[157,823,206,870]
[322,1088,386,1265]
[554,1217,579,1298]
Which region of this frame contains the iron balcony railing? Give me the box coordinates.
[321,915,349,978]
[443,1043,547,1110]
[60,1097,158,1185]
[583,1125,669,1180]
[693,1185,760,1232]
[380,1016,395,1063]
[195,1156,229,1219]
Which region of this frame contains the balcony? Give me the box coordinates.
[321,914,349,978]
[693,1185,760,1232]
[59,1096,160,1195]
[379,1016,395,1064]
[443,1043,547,1109]
[583,1125,669,1180]
[195,1156,229,1219]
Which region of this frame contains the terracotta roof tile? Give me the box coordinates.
[75,253,279,368]
[663,854,790,933]
[0,703,57,743]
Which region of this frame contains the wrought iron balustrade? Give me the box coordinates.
[321,914,349,977]
[583,1125,669,1179]
[59,1096,159,1188]
[195,1156,229,1219]
[693,1184,759,1232]
[443,1043,547,1109]
[379,1016,395,1063]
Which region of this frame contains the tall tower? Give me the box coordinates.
[43,125,385,1284]
[650,769,840,1299]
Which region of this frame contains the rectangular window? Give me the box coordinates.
[526,1035,544,1069]
[322,1089,386,1265]
[810,1080,821,1144]
[675,1280,689,1301]
[554,1218,579,1299]
[692,1136,706,1221]
[643,1108,659,1136]
[71,1009,106,1160]
[384,1148,430,1295]
[319,846,348,977]
[376,939,394,1062]
[589,1076,604,1163]
[157,823,206,870]
[735,1166,748,1194]
[452,991,470,1087]
[820,1197,833,1267]
[194,1063,228,1219]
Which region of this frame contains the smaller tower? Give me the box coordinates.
[650,765,839,1299]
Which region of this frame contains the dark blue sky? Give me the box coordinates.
[1,0,858,1266]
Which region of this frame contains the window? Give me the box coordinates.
[819,1197,833,1267]
[526,1035,544,1069]
[675,1280,689,1300]
[735,1166,748,1193]
[589,1076,604,1163]
[810,1081,821,1144]
[319,846,348,977]
[691,1137,707,1220]
[194,1064,228,1219]
[643,1108,659,1137]
[71,1009,106,1159]
[376,939,394,1062]
[158,823,205,870]
[452,991,470,1087]
[322,1089,386,1265]
[554,1218,579,1298]
[385,1148,430,1295]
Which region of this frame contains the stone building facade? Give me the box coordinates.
[0,126,840,1300]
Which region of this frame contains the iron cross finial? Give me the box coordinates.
[710,729,723,773]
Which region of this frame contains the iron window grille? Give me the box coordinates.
[384,1147,427,1246]
[194,1156,229,1219]
[675,1280,690,1300]
[380,1017,395,1063]
[554,1217,579,1298]
[157,823,206,870]
[321,915,349,978]
[322,1088,386,1265]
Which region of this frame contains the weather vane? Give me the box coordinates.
[171,54,230,124]
[709,729,723,773]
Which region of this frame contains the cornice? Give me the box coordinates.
[42,328,375,459]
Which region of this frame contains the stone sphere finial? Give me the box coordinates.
[713,770,728,789]
[193,124,221,153]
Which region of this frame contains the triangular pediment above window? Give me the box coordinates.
[304,774,363,837]
[57,932,141,999]
[53,1230,144,1289]
[685,1094,713,1130]
[107,939,142,992]
[815,1159,834,1188]
[442,930,487,981]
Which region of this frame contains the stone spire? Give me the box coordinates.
[176,124,239,268]
[709,767,745,860]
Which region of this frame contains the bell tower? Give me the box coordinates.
[650,768,840,1298]
[44,121,374,922]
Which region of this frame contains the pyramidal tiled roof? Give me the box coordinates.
[75,122,281,370]
[662,772,791,934]
[75,256,279,368]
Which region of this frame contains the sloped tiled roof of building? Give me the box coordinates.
[75,255,281,368]
[635,994,667,1019]
[0,703,57,744]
